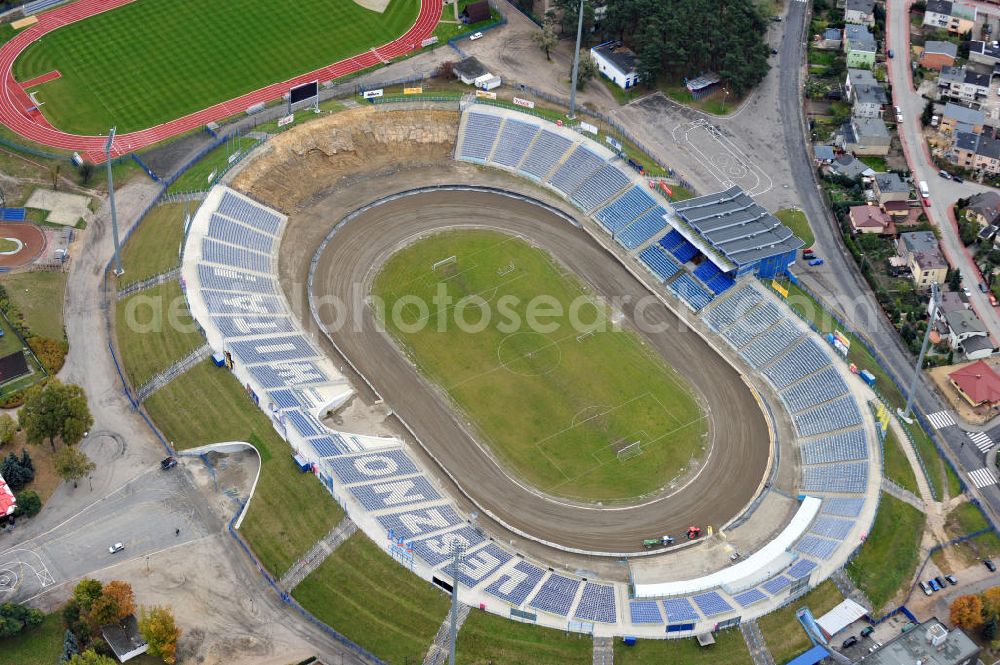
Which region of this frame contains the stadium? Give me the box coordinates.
[175,101,883,639]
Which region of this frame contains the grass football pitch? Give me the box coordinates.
[14,0,420,135]
[373,230,707,502]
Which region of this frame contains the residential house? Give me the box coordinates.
[965,190,1000,226]
[883,200,911,221]
[828,153,874,179]
[460,0,491,23]
[590,41,640,89]
[844,24,877,68]
[817,28,843,50]
[813,144,836,163]
[923,0,977,34]
[839,116,891,155]
[920,40,959,69]
[845,0,875,25]
[944,309,990,357]
[851,81,887,118]
[845,68,878,98]
[872,172,910,203]
[897,231,949,288]
[849,204,894,234]
[969,40,1000,67]
[949,360,1000,405]
[938,66,990,102]
[952,131,1000,174]
[939,102,986,134]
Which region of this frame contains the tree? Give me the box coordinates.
[982,586,1000,620]
[73,579,103,614]
[984,615,999,641]
[571,49,597,90]
[101,581,135,623]
[62,601,90,649]
[66,650,116,665]
[13,490,41,517]
[922,99,934,127]
[139,606,181,665]
[18,380,93,451]
[54,446,96,487]
[532,17,558,60]
[947,267,962,292]
[950,594,984,631]
[77,162,95,186]
[0,414,15,446]
[0,601,44,637]
[60,629,81,663]
[88,596,121,630]
[0,452,33,490]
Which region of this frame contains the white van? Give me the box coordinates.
[919,181,930,199]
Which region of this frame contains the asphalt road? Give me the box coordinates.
[307,188,771,553]
[779,0,1000,516]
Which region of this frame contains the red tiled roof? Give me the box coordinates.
[0,476,14,516]
[849,205,891,230]
[949,360,1000,404]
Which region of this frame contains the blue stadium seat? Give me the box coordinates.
[801,462,868,493]
[212,314,295,338]
[0,208,26,221]
[202,238,272,274]
[199,265,277,295]
[549,146,605,195]
[662,597,700,623]
[378,505,464,541]
[616,207,670,249]
[571,164,632,211]
[739,320,802,368]
[787,558,818,580]
[520,130,573,180]
[491,119,540,169]
[667,274,714,311]
[793,396,863,437]
[733,588,767,608]
[485,561,546,606]
[201,290,284,315]
[762,339,831,389]
[207,213,275,254]
[638,246,680,282]
[574,583,617,623]
[229,334,317,364]
[327,449,420,485]
[629,600,663,624]
[594,186,657,233]
[703,286,763,332]
[761,575,792,595]
[799,428,868,464]
[820,497,865,517]
[529,574,581,616]
[794,535,839,560]
[246,360,330,388]
[459,112,503,162]
[723,302,783,349]
[692,591,732,617]
[217,191,282,235]
[808,516,855,540]
[780,367,849,413]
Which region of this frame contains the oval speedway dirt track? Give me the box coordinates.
[309,188,770,553]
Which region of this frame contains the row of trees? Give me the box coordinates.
[63,578,180,664]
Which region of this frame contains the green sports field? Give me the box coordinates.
[373,231,707,502]
[13,0,420,135]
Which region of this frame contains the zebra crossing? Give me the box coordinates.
[968,431,995,454]
[968,467,999,489]
[926,410,956,430]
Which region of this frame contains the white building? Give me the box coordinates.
[590,41,640,89]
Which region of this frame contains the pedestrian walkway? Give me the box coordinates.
[968,467,999,489]
[926,410,956,430]
[135,343,212,401]
[967,430,994,454]
[423,603,470,665]
[880,478,926,512]
[593,636,614,665]
[279,517,357,591]
[741,620,775,665]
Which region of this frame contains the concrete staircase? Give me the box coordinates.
[880,478,926,512]
[592,636,614,665]
[741,620,776,665]
[279,518,357,591]
[135,343,212,402]
[117,267,181,299]
[423,603,471,665]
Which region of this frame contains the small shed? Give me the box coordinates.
[461,0,491,23]
[102,615,149,663]
[816,598,868,639]
[453,56,490,85]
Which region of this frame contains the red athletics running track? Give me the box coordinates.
[0,0,442,163]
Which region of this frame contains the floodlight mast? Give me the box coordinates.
[900,281,939,421]
[567,0,585,120]
[105,127,123,276]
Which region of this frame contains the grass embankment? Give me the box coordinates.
[144,359,344,576]
[614,630,753,665]
[166,136,261,194]
[846,493,925,611]
[13,0,419,134]
[294,533,450,665]
[373,230,707,502]
[119,203,187,283]
[0,612,63,665]
[775,208,815,248]
[114,280,204,386]
[454,608,594,665]
[757,581,843,665]
[1,271,67,340]
[882,429,919,496]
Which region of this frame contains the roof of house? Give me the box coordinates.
[860,619,978,665]
[846,0,875,13]
[453,56,489,80]
[900,231,947,269]
[977,134,1000,160]
[848,68,878,87]
[963,334,995,354]
[592,41,637,76]
[926,0,952,13]
[824,27,843,40]
[670,185,804,268]
[939,65,964,84]
[849,204,891,228]
[945,308,988,336]
[883,200,910,213]
[950,360,1000,401]
[965,69,990,87]
[971,40,1000,60]
[813,144,836,161]
[873,172,909,193]
[937,291,968,313]
[0,351,28,384]
[924,40,959,57]
[851,116,890,140]
[101,616,148,662]
[854,83,887,105]
[830,154,872,178]
[460,0,491,22]
[845,24,877,51]
[944,102,985,125]
[967,191,1000,223]
[955,130,980,152]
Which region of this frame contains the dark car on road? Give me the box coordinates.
[161,456,177,470]
[842,636,858,649]
[986,559,996,572]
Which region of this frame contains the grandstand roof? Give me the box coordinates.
[670,185,804,268]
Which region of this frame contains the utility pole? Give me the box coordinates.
[567,0,585,119]
[104,127,124,276]
[900,281,939,422]
[448,539,465,665]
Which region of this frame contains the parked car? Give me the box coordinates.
[887,49,894,58]
[861,626,875,638]
[938,170,951,179]
[842,636,858,649]
[808,258,824,266]
[963,286,972,298]
[469,31,483,41]
[952,174,964,183]
[771,48,779,55]
[868,642,883,653]
[945,575,958,585]
[929,578,941,591]
[985,558,996,572]
[919,581,933,595]
[160,456,177,470]
[109,542,125,554]
[980,283,989,293]
[935,576,948,589]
